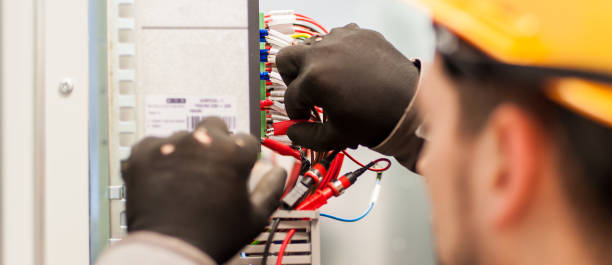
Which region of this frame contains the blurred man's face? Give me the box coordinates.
[416,55,481,265]
[415,51,597,265]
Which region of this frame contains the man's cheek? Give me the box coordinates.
[423,145,456,241]
[423,136,466,264]
[429,184,460,265]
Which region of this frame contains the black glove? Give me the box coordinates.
[276,23,420,151]
[121,117,287,264]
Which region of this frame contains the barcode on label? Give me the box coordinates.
[188,116,236,131]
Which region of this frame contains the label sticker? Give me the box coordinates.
[145,95,237,137]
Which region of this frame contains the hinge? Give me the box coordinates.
[108,185,125,200]
[108,238,122,246]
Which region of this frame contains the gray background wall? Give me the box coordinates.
[259,1,437,264]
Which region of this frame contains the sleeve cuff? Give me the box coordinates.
[102,231,218,265]
[372,77,423,171]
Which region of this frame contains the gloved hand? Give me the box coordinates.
[276,23,421,151]
[121,117,287,264]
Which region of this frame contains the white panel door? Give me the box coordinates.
[43,0,90,264]
[1,0,36,264]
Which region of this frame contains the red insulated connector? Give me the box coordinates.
[266,67,272,72]
[266,81,273,86]
[329,175,352,196]
[296,187,334,211]
[260,99,274,110]
[318,153,344,190]
[267,120,308,136]
[297,161,374,210]
[295,171,355,210]
[261,138,301,160]
[303,162,327,186]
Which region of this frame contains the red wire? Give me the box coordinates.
[332,154,344,178]
[281,160,302,199]
[319,153,344,190]
[295,17,329,34]
[342,151,392,172]
[318,156,338,190]
[265,13,311,19]
[293,25,319,34]
[294,29,316,35]
[294,13,316,21]
[276,229,296,265]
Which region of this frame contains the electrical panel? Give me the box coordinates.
[94,0,260,258]
[96,1,329,264]
[89,2,437,264]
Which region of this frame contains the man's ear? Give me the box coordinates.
[487,103,546,228]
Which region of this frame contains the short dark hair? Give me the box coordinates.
[438,30,612,247]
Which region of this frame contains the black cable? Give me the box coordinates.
[261,218,281,265]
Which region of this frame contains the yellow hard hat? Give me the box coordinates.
[414,0,612,127]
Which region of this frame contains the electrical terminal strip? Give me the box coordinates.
[229,210,321,265]
[255,11,393,265]
[260,10,327,147]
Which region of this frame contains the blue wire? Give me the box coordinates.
[320,178,381,222]
[320,202,375,222]
[241,252,252,265]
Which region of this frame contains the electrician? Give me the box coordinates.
[96,0,612,264]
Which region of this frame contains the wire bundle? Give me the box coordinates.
[257,11,392,265]
[260,11,326,147]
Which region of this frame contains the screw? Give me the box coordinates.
[59,78,74,96]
